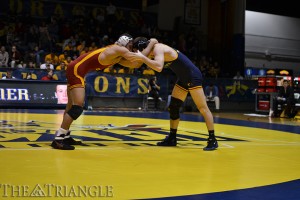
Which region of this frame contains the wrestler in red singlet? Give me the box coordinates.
[67,45,118,90]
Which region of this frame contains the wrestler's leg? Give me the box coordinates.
[51,87,85,150]
[189,87,218,151]
[157,85,187,146]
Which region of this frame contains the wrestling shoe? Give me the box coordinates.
[63,131,82,145]
[157,135,177,146]
[203,138,218,151]
[63,137,82,145]
[51,140,75,150]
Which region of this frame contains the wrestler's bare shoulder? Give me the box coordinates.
[154,43,177,59]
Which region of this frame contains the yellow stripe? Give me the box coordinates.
[74,48,106,85]
[175,84,188,92]
[69,84,84,90]
[189,86,203,90]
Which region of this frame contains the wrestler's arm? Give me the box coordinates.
[99,45,139,67]
[118,49,143,68]
[135,46,164,72]
[118,38,158,68]
[117,47,143,68]
[141,38,158,56]
[118,57,143,68]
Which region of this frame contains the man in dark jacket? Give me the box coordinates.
[271,80,295,118]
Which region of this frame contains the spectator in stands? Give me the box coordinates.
[205,83,220,111]
[0,46,9,67]
[9,45,22,68]
[64,56,73,66]
[58,50,69,63]
[56,61,67,71]
[2,70,16,79]
[80,47,90,55]
[40,60,54,70]
[27,61,36,69]
[62,36,75,51]
[76,40,86,55]
[270,80,295,118]
[63,41,74,54]
[32,45,44,66]
[41,69,57,81]
[45,52,59,66]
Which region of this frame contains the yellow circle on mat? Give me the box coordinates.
[0,112,300,199]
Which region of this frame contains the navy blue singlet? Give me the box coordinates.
[164,50,203,90]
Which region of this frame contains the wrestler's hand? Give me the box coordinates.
[136,50,146,58]
[149,38,158,44]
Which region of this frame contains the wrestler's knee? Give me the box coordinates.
[169,97,183,120]
[67,105,83,120]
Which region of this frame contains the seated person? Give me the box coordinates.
[45,52,59,66]
[41,69,57,81]
[56,61,67,71]
[204,83,220,110]
[2,70,16,79]
[270,80,295,118]
[148,76,162,109]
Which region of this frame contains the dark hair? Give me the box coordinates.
[133,37,149,51]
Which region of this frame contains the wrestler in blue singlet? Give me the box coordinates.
[164,50,203,90]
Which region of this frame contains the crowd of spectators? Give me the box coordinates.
[0,1,221,80]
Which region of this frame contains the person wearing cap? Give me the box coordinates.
[51,34,157,150]
[132,37,218,151]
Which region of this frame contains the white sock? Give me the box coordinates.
[55,128,69,140]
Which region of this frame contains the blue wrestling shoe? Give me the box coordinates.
[203,138,218,151]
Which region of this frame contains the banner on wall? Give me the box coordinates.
[0,71,151,108]
[84,72,150,98]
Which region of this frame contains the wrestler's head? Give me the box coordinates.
[132,37,150,52]
[115,33,133,51]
